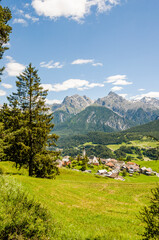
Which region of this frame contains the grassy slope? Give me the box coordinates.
[0,161,159,240]
[107,139,159,151]
[133,160,159,173]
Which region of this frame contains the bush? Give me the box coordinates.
[33,153,59,179]
[0,167,3,175]
[0,176,54,239]
[139,185,159,240]
[122,169,127,177]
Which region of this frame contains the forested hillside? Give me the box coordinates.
[53,105,135,135]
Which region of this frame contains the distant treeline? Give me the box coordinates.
[56,119,159,159]
[58,131,159,149]
[57,119,159,147]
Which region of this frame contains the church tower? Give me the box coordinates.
[82,147,86,158]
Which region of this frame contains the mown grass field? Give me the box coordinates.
[0,161,159,240]
[107,139,159,151]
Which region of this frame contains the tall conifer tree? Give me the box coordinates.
[0,64,59,177]
[0,1,12,80]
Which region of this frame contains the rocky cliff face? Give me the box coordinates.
[95,91,159,114]
[140,97,159,109]
[51,94,93,114]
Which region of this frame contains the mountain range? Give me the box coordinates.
[49,92,159,135]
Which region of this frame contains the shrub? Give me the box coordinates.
[122,169,127,177]
[33,153,59,179]
[139,185,159,240]
[0,176,54,239]
[0,167,3,175]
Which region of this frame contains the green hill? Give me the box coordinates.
[125,119,159,134]
[125,108,159,125]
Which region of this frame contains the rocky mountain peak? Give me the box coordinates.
[108,91,120,98]
[140,96,159,109]
[83,95,94,104]
[54,94,93,114]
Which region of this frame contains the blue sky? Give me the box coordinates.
[1,0,159,104]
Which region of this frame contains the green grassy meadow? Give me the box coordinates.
[107,140,159,152]
[0,161,159,239]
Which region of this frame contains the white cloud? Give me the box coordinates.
[13,18,28,26]
[106,74,127,83]
[41,84,53,91]
[41,79,104,92]
[15,8,39,24]
[40,60,63,69]
[138,88,145,91]
[112,80,132,85]
[105,75,133,85]
[1,83,13,89]
[5,56,25,77]
[111,86,123,91]
[17,9,24,15]
[24,3,30,8]
[72,59,103,66]
[24,14,39,22]
[45,99,62,104]
[0,90,6,96]
[72,59,94,65]
[32,0,120,22]
[25,13,33,19]
[132,92,159,100]
[92,62,103,67]
[119,93,128,99]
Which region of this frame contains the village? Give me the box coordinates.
[56,149,159,181]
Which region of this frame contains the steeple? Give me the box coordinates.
[82,147,86,158]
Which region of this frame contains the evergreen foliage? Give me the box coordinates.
[81,155,88,171]
[0,176,53,239]
[143,148,159,160]
[0,64,59,178]
[0,122,5,160]
[139,185,159,240]
[0,0,12,80]
[33,153,60,179]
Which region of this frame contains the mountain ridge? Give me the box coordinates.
[50,92,159,133]
[53,105,135,136]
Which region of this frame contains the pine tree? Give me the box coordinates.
[0,1,12,80]
[0,64,59,178]
[81,154,88,171]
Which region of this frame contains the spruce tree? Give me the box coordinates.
[0,64,59,177]
[0,1,12,80]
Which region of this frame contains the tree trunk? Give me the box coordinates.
[29,70,33,176]
[29,157,33,176]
